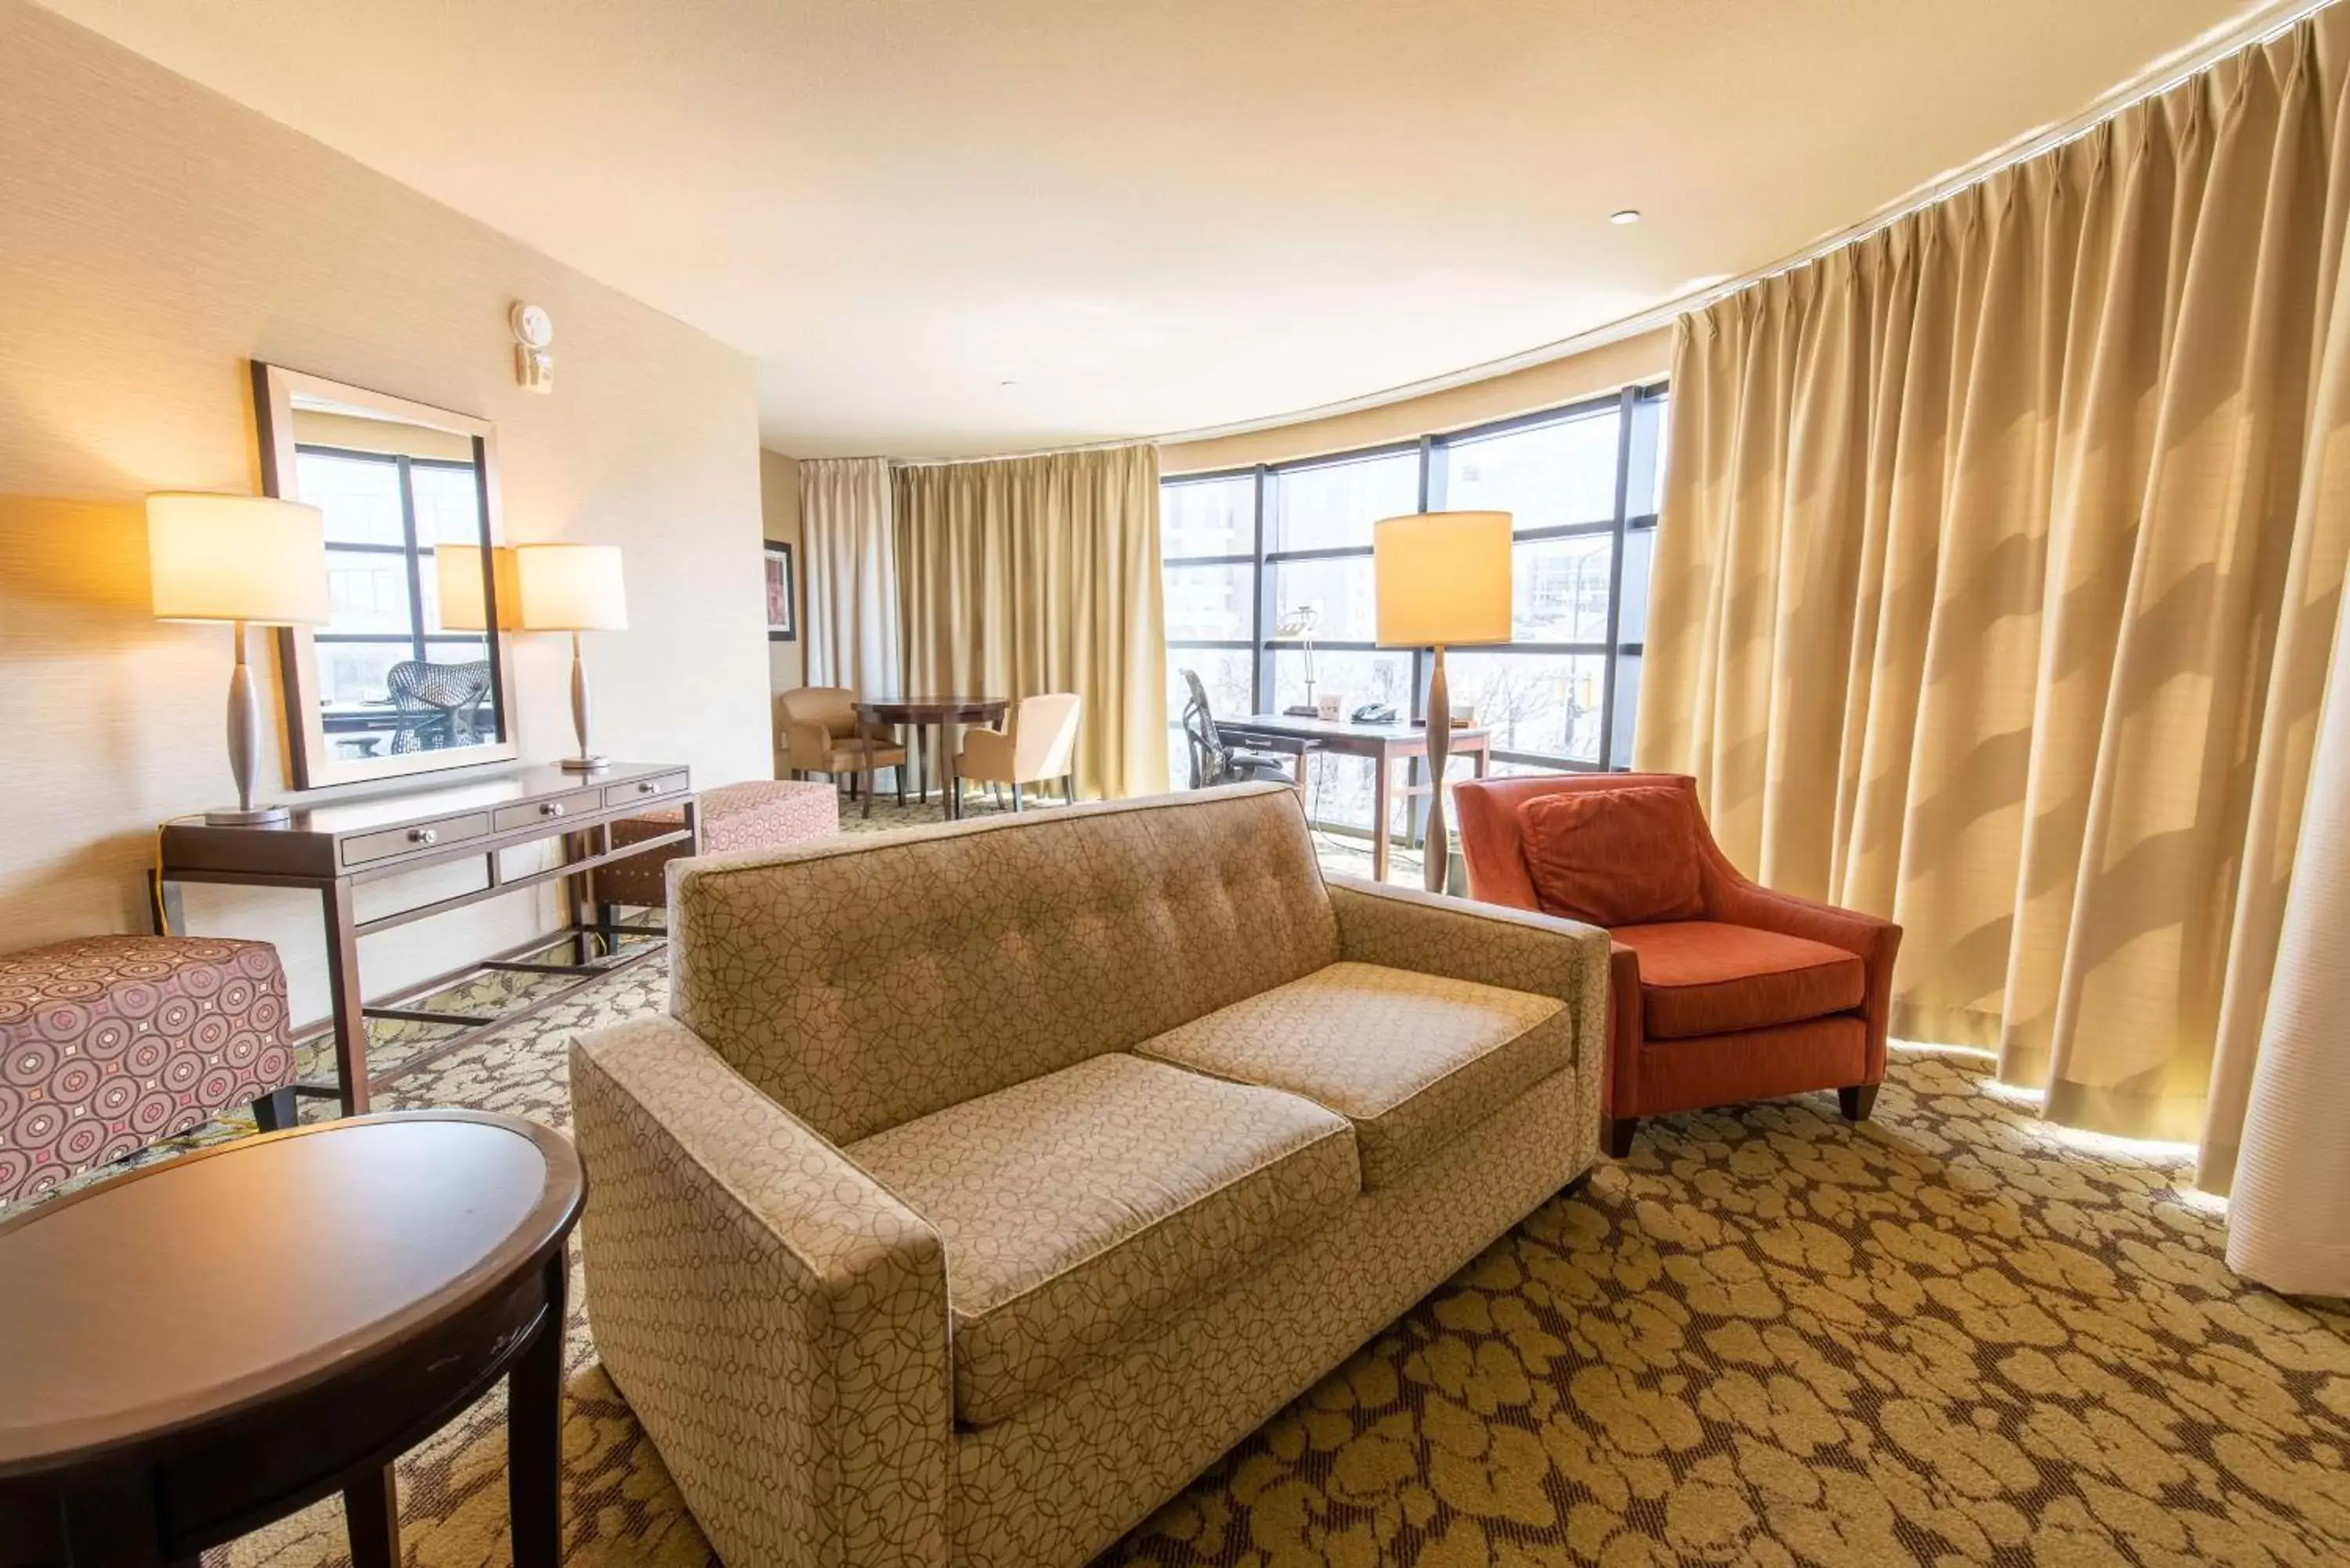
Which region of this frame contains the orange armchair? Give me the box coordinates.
[1455,773,1901,1158]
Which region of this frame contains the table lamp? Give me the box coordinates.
[1374,510,1512,892]
[147,493,328,826]
[516,544,627,772]
[1275,606,1320,716]
[432,544,520,632]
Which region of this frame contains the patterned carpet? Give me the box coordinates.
[163,952,2346,1566]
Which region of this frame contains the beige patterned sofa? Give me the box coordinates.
[569,782,1606,1568]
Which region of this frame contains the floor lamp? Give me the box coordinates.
[1373,511,1513,893]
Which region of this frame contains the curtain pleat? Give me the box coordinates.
[1637,13,2350,1183]
[892,446,1168,800]
[800,457,902,697]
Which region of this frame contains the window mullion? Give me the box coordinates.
[1596,388,1637,770]
[394,454,428,664]
[1252,466,1273,714]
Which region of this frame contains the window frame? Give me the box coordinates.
[1162,381,1666,776]
[297,440,497,724]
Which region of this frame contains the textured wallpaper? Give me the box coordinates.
[0,0,771,1021]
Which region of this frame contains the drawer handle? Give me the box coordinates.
[540,802,566,818]
[409,828,438,846]
[636,782,659,795]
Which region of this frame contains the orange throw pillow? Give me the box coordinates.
[1519,786,1706,927]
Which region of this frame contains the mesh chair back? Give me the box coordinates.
[386,659,494,753]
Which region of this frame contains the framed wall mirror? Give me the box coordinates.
[253,363,519,788]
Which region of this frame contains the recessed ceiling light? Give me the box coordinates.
[1610,209,1641,226]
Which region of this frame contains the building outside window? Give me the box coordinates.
[1161,382,1665,844]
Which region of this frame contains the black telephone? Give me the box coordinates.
[1350,702,1397,724]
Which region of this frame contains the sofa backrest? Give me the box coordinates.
[667,782,1340,1145]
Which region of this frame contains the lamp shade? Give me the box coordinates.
[1372,511,1513,647]
[434,544,520,631]
[516,544,627,632]
[147,493,328,624]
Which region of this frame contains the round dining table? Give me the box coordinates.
[857,695,1009,819]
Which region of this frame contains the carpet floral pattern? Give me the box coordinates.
[164,948,2350,1567]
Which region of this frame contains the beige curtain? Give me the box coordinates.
[1637,13,2350,1186]
[2227,569,2350,1293]
[893,445,1168,800]
[801,457,902,697]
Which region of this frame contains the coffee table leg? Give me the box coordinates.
[343,1465,399,1568]
[508,1252,568,1568]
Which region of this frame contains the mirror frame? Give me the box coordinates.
[252,361,521,789]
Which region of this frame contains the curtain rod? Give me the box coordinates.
[886,441,1155,469]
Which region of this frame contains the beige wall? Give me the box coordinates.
[0,0,771,1023]
[761,448,804,769]
[1158,328,1671,473]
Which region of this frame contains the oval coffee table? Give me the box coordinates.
[0,1110,584,1567]
[859,694,1010,819]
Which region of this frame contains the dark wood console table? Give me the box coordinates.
[154,762,695,1115]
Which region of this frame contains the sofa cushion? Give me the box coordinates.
[844,1053,1356,1426]
[1613,921,1866,1039]
[1133,962,1571,1189]
[1518,785,1707,927]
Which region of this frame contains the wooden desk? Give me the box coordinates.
[1220,716,1491,883]
[0,1111,582,1568]
[859,695,1009,819]
[154,762,696,1116]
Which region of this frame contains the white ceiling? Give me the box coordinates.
[38,0,2289,457]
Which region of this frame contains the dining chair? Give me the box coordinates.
[956,692,1081,811]
[776,686,909,819]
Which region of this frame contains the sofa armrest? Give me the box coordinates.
[960,724,1014,777]
[779,717,833,770]
[569,1015,950,1568]
[1326,875,1610,1170]
[1701,866,1904,1086]
[1705,873,1898,964]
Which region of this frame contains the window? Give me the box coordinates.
[298,444,495,738]
[1161,382,1666,818]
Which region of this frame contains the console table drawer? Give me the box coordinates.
[606,772,689,810]
[342,812,494,867]
[492,789,603,835]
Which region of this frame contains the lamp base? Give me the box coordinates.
[559,755,610,774]
[205,804,290,827]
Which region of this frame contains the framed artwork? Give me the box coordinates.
[765,541,797,641]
